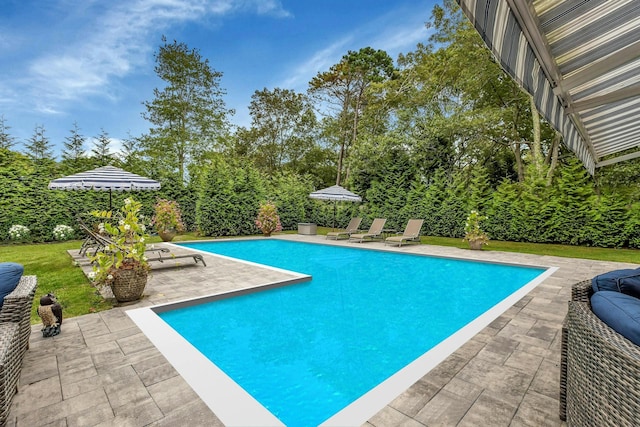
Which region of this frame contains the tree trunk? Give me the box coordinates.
[546,131,561,186]
[513,143,524,182]
[530,95,543,174]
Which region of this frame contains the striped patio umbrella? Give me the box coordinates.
[48,165,161,209]
[309,185,362,229]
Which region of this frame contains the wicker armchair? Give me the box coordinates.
[0,275,37,426]
[560,280,640,426]
[0,275,37,358]
[0,323,20,426]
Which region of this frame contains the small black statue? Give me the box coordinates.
[37,293,63,337]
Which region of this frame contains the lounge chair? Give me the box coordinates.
[385,219,424,247]
[349,218,387,243]
[326,217,362,240]
[145,249,207,267]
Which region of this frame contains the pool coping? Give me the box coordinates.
[127,238,558,427]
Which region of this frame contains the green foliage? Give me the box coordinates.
[240,88,318,176]
[196,157,265,236]
[582,195,629,248]
[485,180,520,241]
[89,198,150,286]
[463,210,489,245]
[265,172,315,230]
[141,36,232,183]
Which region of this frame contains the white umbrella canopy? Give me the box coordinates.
[48,165,161,209]
[309,185,362,229]
[309,185,362,202]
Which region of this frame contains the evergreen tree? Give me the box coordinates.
[543,158,593,244]
[24,124,54,161]
[91,128,112,166]
[467,165,492,212]
[0,115,17,149]
[196,157,264,236]
[583,194,629,248]
[485,180,520,241]
[61,122,87,172]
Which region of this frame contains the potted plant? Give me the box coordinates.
[255,201,282,237]
[152,199,185,242]
[89,197,150,302]
[463,210,489,250]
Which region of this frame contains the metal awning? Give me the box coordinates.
[456,0,640,174]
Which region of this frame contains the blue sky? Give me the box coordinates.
[1,0,437,158]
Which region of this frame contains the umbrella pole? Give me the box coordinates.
[333,201,336,230]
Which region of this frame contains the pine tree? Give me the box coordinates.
[0,115,17,149]
[24,124,54,161]
[61,122,86,172]
[91,128,112,166]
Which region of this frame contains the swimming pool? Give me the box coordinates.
[128,239,554,426]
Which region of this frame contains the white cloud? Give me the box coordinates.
[8,0,292,115]
[278,37,354,90]
[277,9,429,93]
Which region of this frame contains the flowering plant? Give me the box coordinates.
[8,225,30,241]
[255,201,282,236]
[89,197,150,286]
[151,199,185,233]
[53,224,75,241]
[463,210,489,246]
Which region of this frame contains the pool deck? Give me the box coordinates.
[8,234,639,426]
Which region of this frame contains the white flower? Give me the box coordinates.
[8,224,30,240]
[88,271,96,279]
[124,224,131,231]
[107,274,113,280]
[132,248,137,254]
[143,256,148,261]
[124,198,131,205]
[140,237,145,242]
[119,219,125,226]
[140,224,146,231]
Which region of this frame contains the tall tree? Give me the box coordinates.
[0,115,16,149]
[309,47,395,185]
[240,88,317,175]
[91,128,113,166]
[24,124,54,161]
[61,122,86,171]
[142,36,232,183]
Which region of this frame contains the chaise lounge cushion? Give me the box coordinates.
[592,268,640,298]
[0,263,24,309]
[591,290,640,346]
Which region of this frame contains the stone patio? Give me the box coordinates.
[7,235,638,426]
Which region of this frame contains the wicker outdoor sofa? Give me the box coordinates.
[0,275,37,426]
[560,279,640,426]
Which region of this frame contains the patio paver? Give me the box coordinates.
[7,235,638,426]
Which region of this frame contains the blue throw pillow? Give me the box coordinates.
[0,263,24,309]
[592,268,640,298]
[591,291,640,346]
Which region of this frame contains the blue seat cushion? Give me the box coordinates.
[591,291,640,346]
[0,263,23,309]
[592,268,640,298]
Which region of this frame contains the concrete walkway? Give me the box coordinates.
[7,235,638,426]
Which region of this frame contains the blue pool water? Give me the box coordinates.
[159,239,544,426]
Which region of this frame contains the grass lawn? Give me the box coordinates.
[2,229,639,325]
